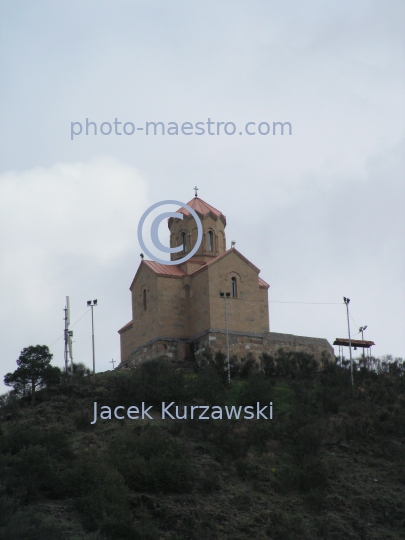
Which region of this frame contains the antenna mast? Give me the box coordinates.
[64,299,68,374]
[68,330,74,374]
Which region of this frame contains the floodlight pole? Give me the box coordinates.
[87,300,98,384]
[344,297,354,387]
[91,305,95,383]
[63,305,68,374]
[359,326,367,359]
[220,292,231,384]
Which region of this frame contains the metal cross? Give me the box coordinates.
[193,186,199,197]
[110,358,116,370]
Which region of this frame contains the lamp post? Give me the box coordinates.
[343,297,354,387]
[87,300,97,383]
[219,292,231,384]
[359,325,367,359]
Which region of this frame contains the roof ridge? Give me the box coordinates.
[175,197,226,223]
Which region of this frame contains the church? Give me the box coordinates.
[117,192,333,368]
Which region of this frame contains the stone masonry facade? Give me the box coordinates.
[118,330,334,370]
[117,196,335,371]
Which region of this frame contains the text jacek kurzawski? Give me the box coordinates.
[91,402,273,424]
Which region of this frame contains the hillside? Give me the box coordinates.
[0,352,404,540]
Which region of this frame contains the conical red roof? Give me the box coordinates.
[177,197,226,225]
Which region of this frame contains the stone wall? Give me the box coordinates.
[192,330,334,365]
[118,337,190,370]
[117,329,334,370]
[204,251,269,335]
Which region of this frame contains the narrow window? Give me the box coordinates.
[182,232,187,253]
[143,289,147,310]
[231,277,237,298]
[208,231,213,251]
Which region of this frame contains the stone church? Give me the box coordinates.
[117,194,333,368]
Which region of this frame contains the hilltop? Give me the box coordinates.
[0,351,404,539]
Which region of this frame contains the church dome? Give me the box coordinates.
[172,197,226,226]
[168,195,227,262]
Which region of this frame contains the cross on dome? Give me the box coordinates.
[193,186,199,197]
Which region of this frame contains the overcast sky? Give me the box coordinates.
[1,1,404,394]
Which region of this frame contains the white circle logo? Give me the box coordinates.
[137,200,203,265]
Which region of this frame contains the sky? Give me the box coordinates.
[0,1,404,394]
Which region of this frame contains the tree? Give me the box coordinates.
[4,345,60,404]
[69,362,91,380]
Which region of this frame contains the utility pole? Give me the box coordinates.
[87,300,98,383]
[344,297,354,387]
[220,292,231,384]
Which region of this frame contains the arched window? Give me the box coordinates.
[181,232,187,253]
[208,231,213,252]
[231,277,237,298]
[143,289,147,310]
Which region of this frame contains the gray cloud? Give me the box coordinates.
[0,1,404,392]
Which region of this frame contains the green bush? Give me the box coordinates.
[293,423,323,458]
[106,358,189,407]
[239,352,257,379]
[238,373,273,406]
[0,424,72,460]
[0,424,41,454]
[0,511,63,540]
[73,409,93,430]
[193,364,226,405]
[0,494,14,527]
[101,516,159,540]
[6,445,53,501]
[296,456,328,493]
[262,350,318,380]
[266,509,311,539]
[61,451,130,531]
[109,425,195,493]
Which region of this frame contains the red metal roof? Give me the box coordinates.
[118,320,133,334]
[143,260,186,277]
[176,197,226,225]
[259,277,270,289]
[333,338,375,348]
[189,248,260,276]
[132,251,269,291]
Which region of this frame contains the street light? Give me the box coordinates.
[87,300,98,383]
[219,292,231,384]
[343,297,354,387]
[359,325,367,359]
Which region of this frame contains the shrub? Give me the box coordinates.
[238,373,273,407]
[194,364,226,405]
[293,423,323,458]
[239,353,257,379]
[296,456,328,493]
[106,358,189,408]
[5,445,54,502]
[266,509,311,539]
[61,451,130,531]
[109,425,195,493]
[0,494,14,527]
[0,511,63,540]
[73,409,93,430]
[198,467,221,493]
